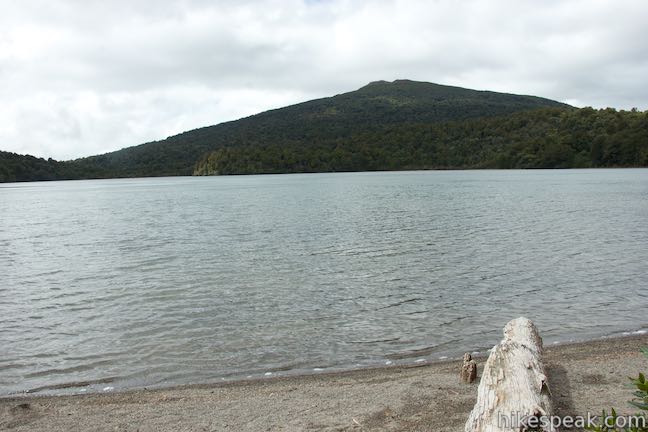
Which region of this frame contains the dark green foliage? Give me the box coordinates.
[630,361,648,412]
[0,151,117,182]
[0,152,70,183]
[193,107,648,175]
[1,80,647,182]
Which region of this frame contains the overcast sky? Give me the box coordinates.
[1,0,647,160]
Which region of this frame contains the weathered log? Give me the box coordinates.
[465,317,555,432]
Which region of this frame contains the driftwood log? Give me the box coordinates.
[465,317,555,432]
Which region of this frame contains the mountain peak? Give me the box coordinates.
[360,79,428,90]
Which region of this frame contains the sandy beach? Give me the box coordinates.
[1,333,647,431]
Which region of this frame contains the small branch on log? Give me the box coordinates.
[461,353,478,383]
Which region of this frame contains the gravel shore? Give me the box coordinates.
[2,333,647,431]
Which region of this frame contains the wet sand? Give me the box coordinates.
[1,334,647,431]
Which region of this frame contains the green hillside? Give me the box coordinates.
[193,107,648,174]
[72,80,571,177]
[2,80,647,183]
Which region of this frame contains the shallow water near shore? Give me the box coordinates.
[1,169,647,395]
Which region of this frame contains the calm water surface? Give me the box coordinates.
[1,170,647,395]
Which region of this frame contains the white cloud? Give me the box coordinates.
[1,0,647,159]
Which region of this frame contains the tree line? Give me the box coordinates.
[2,106,647,183]
[193,107,648,175]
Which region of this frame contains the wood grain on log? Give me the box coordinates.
[464,317,555,432]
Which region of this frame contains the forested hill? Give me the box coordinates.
[1,80,647,182]
[64,80,573,177]
[193,107,648,174]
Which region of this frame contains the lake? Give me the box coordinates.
[1,169,647,395]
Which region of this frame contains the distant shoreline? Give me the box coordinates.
[2,166,648,186]
[2,333,647,431]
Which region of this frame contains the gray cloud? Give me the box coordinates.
[1,0,647,159]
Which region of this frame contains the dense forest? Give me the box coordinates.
[1,80,646,183]
[193,107,648,174]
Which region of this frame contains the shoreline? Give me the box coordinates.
[3,167,648,186]
[2,333,647,431]
[4,328,647,398]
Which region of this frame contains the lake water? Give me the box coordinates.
[1,169,647,395]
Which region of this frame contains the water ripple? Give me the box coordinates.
[1,170,647,395]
